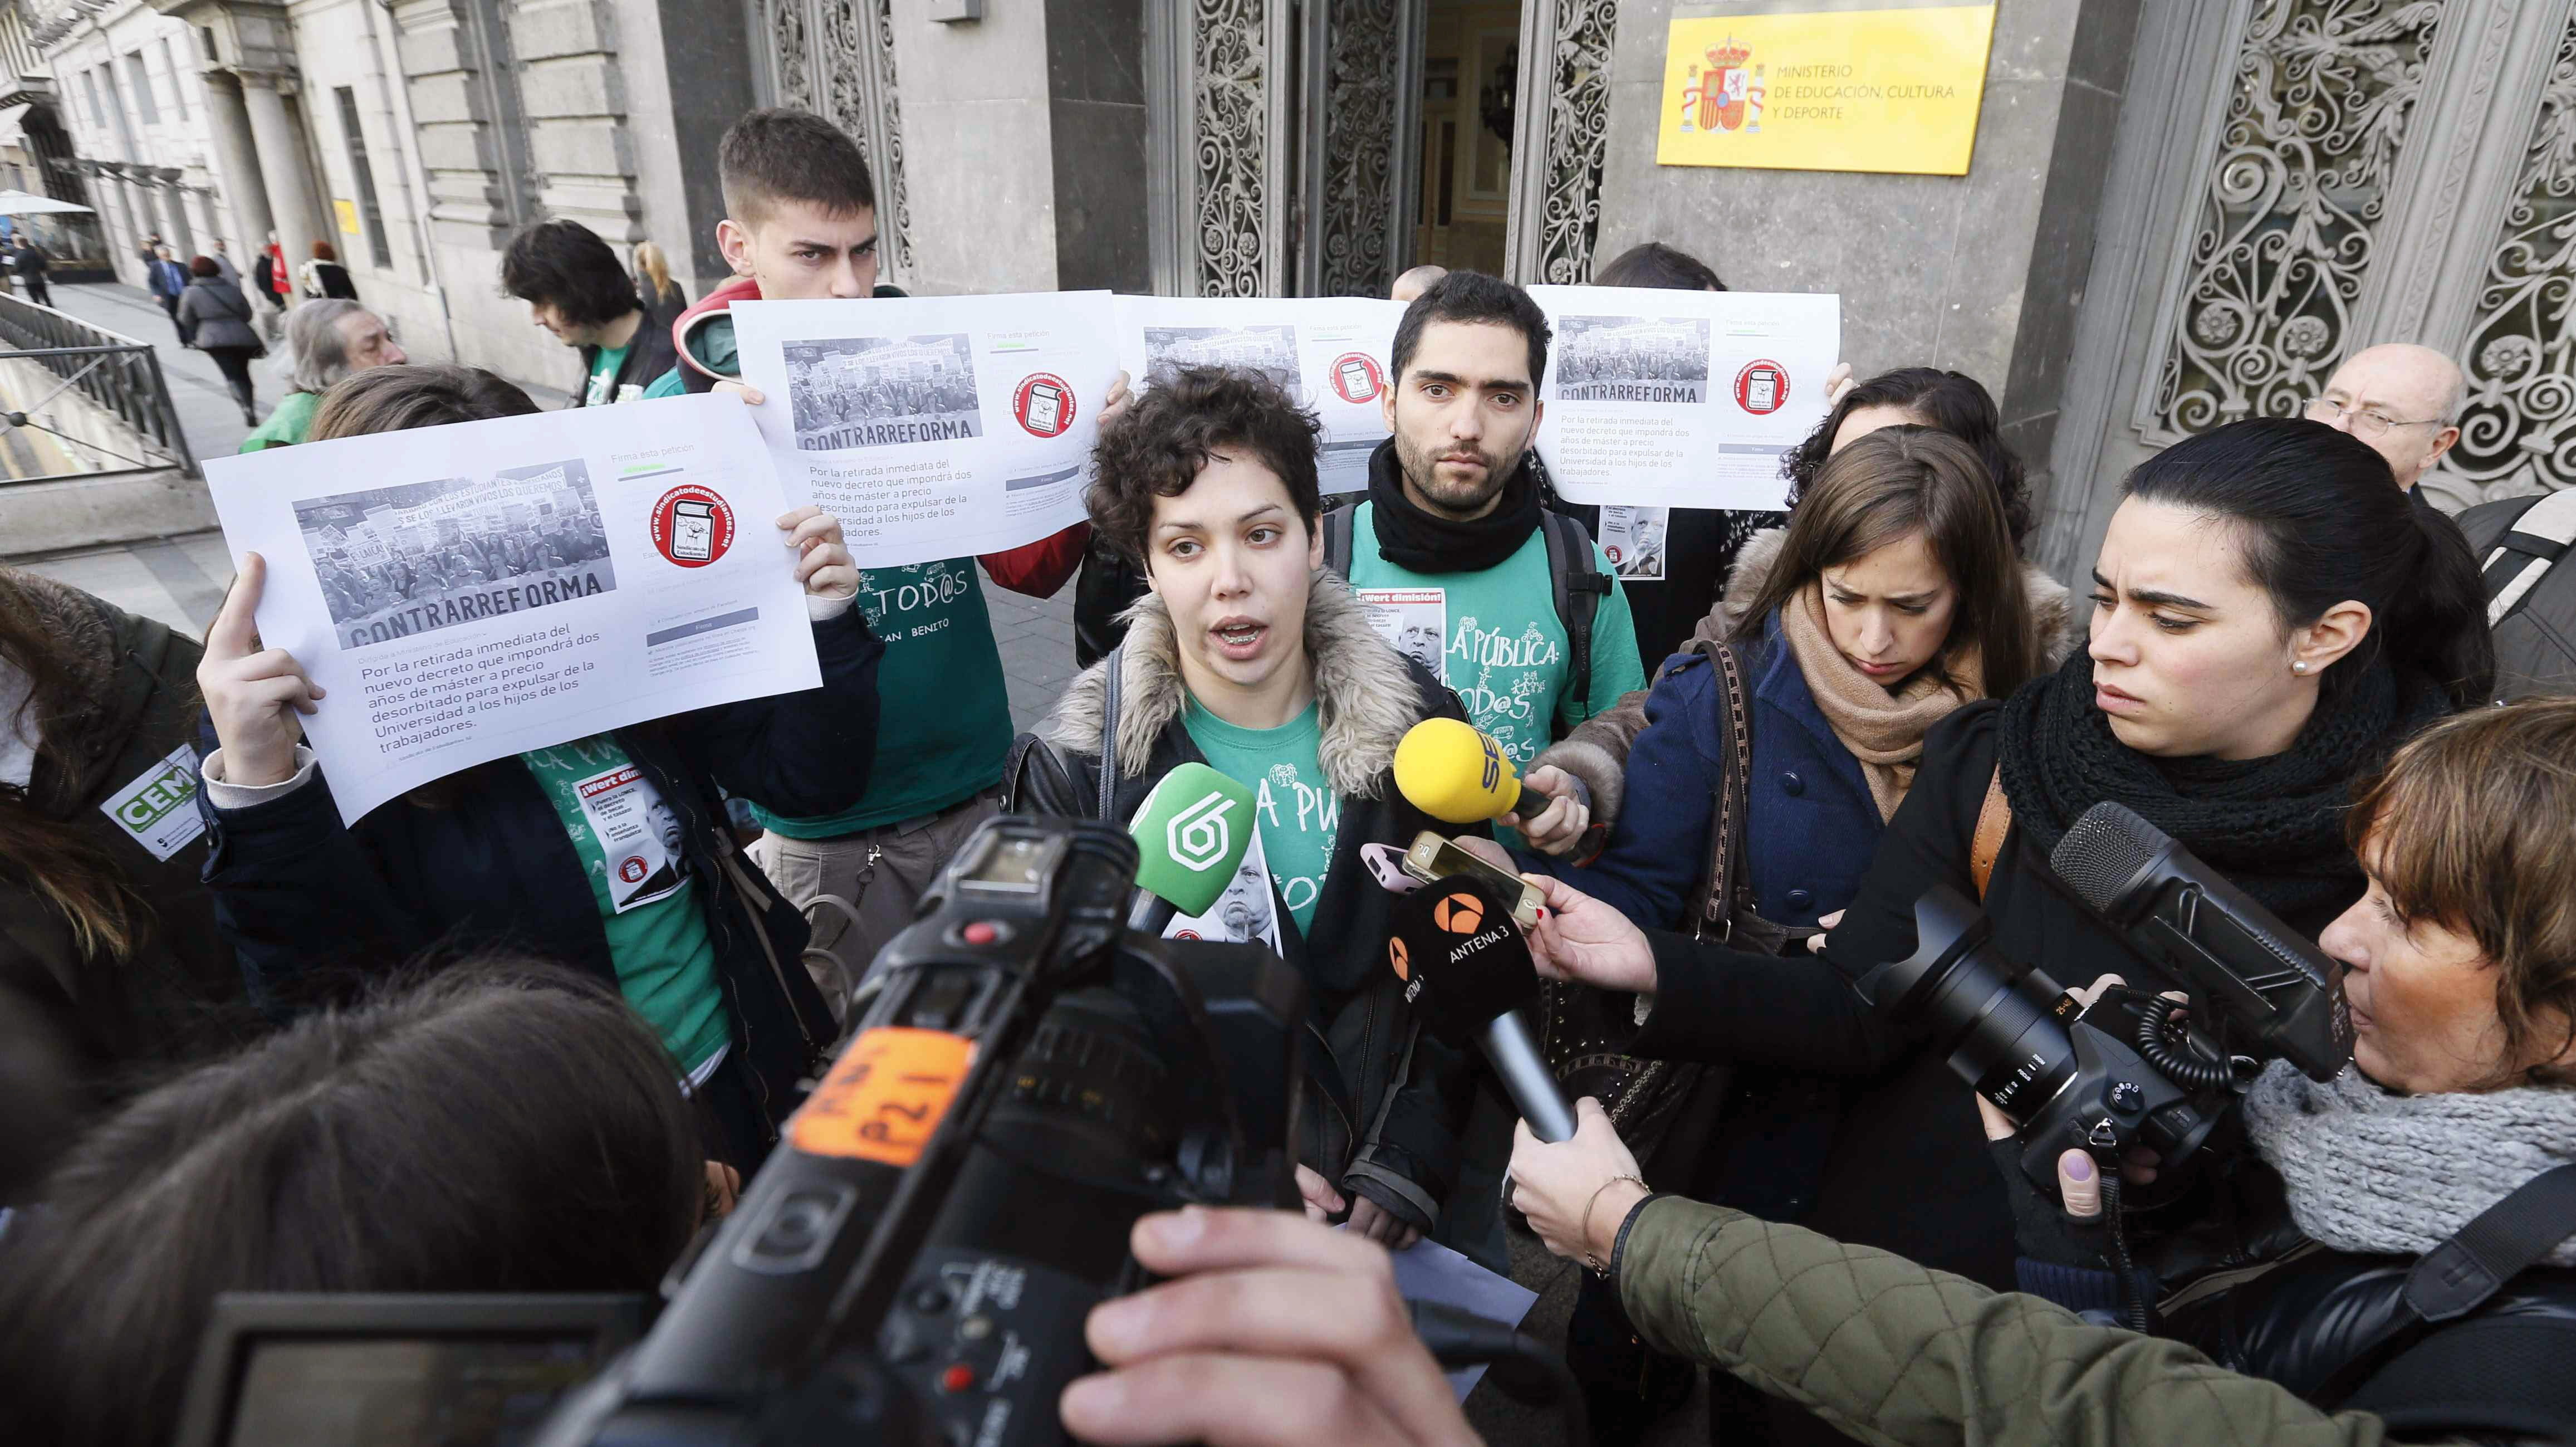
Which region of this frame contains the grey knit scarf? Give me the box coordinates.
[2240,1061,2576,1267]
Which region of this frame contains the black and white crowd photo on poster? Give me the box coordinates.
[293,460,617,652]
[1143,325,1301,399]
[1555,315,1713,403]
[784,334,984,451]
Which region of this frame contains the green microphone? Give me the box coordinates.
[1125,761,1257,933]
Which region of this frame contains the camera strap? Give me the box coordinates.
[2316,1162,2576,1421]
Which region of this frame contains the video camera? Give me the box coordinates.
[1857,801,2353,1197]
[528,811,1310,1446]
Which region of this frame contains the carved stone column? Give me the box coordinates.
[198,70,276,260]
[239,72,321,293]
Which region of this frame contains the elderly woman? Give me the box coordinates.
[1511,696,2576,1443]
[237,299,407,452]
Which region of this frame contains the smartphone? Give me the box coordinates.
[1401,830,1544,930]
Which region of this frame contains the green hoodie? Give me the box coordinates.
[640,311,736,400]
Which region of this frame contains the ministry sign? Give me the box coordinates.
[1657,4,1997,177]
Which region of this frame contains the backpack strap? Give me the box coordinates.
[2481,488,2576,627]
[1970,768,2012,901]
[1540,510,1611,740]
[2317,1162,2576,1424]
[1321,502,1358,580]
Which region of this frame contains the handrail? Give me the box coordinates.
[0,290,197,477]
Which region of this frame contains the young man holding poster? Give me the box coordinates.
[1006,368,1490,1260]
[193,365,881,1174]
[641,109,1116,1001]
[1329,271,1645,841]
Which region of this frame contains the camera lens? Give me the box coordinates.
[1860,888,2078,1124]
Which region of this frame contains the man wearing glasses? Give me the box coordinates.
[2303,342,2464,495]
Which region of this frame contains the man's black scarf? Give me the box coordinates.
[1362,438,1543,574]
[1995,648,2453,927]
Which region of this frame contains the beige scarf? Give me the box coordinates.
[1778,583,1982,822]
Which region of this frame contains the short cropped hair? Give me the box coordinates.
[719,108,878,226]
[499,218,640,329]
[187,255,218,278]
[1593,241,1726,292]
[313,364,541,441]
[1087,367,1322,568]
[2348,697,2576,1086]
[1390,270,1552,393]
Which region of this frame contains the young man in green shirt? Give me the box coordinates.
[1338,271,1646,835]
[638,110,1108,1014]
[1007,368,1493,1260]
[499,219,677,408]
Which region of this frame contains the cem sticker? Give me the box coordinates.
[99,742,208,862]
[1329,352,1384,404]
[649,484,734,568]
[1013,372,1075,438]
[1733,359,1789,415]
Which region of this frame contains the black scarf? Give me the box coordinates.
[1995,649,2453,927]
[1362,438,1542,574]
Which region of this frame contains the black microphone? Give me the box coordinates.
[1388,875,1579,1142]
[2049,801,2352,1081]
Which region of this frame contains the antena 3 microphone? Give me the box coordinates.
[1389,874,1579,1143]
[1393,717,1553,825]
[1125,762,1257,933]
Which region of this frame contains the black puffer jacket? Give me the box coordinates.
[1005,575,1483,1235]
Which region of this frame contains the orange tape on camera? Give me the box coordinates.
[791,1027,976,1167]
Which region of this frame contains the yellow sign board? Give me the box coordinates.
[334,198,360,234]
[1658,6,1998,175]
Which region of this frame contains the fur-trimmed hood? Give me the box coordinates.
[1036,570,1428,800]
[1716,527,2079,668]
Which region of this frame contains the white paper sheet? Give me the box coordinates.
[1384,1236,1542,1401]
[1529,286,1840,510]
[201,395,821,825]
[730,292,1121,569]
[1114,294,1408,499]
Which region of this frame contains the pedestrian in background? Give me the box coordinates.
[145,245,189,339]
[173,256,265,426]
[634,239,687,334]
[300,239,356,301]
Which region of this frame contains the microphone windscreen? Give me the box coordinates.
[1393,717,1520,825]
[1388,874,1539,1048]
[2050,801,2167,917]
[1128,762,1257,917]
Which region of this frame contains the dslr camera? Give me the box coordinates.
[535,814,1309,1446]
[1858,801,2353,1197]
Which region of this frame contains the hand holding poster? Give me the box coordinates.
[1114,295,1408,498]
[201,395,823,824]
[1527,285,1839,511]
[730,291,1120,569]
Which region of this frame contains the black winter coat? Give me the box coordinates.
[1005,581,1485,1235]
[195,609,884,1131]
[1623,701,2360,1293]
[575,314,682,408]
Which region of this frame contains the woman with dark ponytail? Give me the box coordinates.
[1498,418,2486,1447]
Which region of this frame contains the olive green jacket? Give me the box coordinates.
[1615,1196,2446,1447]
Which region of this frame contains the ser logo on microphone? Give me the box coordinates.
[1479,736,1502,793]
[1167,790,1238,872]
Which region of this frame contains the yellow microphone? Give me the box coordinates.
[1392,717,1549,824]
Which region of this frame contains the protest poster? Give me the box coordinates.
[1114,295,1407,498]
[730,291,1120,569]
[202,395,821,825]
[1527,285,1839,511]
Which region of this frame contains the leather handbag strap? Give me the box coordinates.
[1695,641,1754,940]
[1970,767,2012,901]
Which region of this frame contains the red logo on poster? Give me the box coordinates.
[1173,928,1203,941]
[1328,352,1385,404]
[618,856,648,883]
[1605,544,1626,566]
[649,485,735,568]
[1733,359,1789,415]
[1012,372,1076,438]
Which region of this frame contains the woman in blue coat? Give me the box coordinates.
[1501,427,2066,1446]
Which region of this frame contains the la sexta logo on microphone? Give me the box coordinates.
[1167,790,1236,872]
